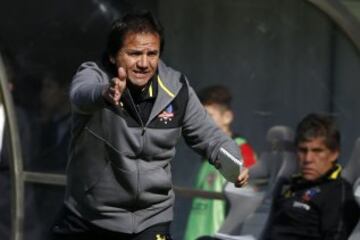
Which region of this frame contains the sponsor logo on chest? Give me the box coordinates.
[293,201,311,211]
[158,104,174,124]
[291,187,321,211]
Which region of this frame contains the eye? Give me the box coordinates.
[313,148,324,153]
[129,51,141,56]
[297,147,307,154]
[148,51,159,57]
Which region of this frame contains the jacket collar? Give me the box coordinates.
[292,163,342,187]
[147,60,184,124]
[127,76,157,103]
[327,163,342,180]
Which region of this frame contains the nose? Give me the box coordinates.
[137,54,149,69]
[303,150,315,163]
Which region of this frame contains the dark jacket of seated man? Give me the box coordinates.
[262,113,360,240]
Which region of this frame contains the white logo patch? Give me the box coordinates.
[293,201,311,211]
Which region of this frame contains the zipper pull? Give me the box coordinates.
[142,127,146,135]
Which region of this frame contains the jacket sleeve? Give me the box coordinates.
[69,62,109,114]
[181,81,243,182]
[321,180,360,240]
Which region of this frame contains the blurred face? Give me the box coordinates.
[112,32,160,88]
[297,137,339,181]
[204,104,233,136]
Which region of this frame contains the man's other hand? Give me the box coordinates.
[235,167,249,187]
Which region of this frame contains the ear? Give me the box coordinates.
[223,110,234,125]
[330,150,340,163]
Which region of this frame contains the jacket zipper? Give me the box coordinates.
[125,89,144,231]
[126,89,146,135]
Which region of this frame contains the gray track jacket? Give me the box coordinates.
[64,60,243,233]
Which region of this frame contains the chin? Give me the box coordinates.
[129,78,151,88]
[302,174,318,181]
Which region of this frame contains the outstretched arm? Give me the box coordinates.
[70,62,126,113]
[181,80,248,185]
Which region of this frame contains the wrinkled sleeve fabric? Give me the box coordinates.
[181,79,243,182]
[70,62,109,114]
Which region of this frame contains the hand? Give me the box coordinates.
[103,67,127,105]
[235,167,249,188]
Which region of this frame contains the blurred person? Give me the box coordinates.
[51,10,249,240]
[262,113,360,240]
[184,85,257,240]
[28,72,71,240]
[38,72,71,173]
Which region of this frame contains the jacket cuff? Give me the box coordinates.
[216,145,243,183]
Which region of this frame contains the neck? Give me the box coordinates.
[224,128,232,137]
[128,79,152,93]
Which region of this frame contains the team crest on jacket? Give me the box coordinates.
[302,187,320,202]
[158,104,174,124]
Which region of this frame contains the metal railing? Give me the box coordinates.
[306,0,360,52]
[0,55,24,240]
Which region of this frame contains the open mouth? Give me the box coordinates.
[302,168,316,176]
[133,71,150,78]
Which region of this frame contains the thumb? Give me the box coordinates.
[118,67,127,82]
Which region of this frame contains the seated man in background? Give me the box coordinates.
[184,85,257,240]
[262,113,359,240]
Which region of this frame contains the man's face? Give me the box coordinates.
[112,32,160,88]
[297,137,339,181]
[204,104,233,135]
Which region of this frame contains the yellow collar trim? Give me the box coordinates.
[149,84,153,97]
[329,164,342,180]
[157,76,175,98]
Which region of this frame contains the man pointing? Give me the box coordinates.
[52,10,248,240]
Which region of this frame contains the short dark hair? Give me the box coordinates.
[106,10,164,59]
[198,85,232,110]
[295,113,340,151]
